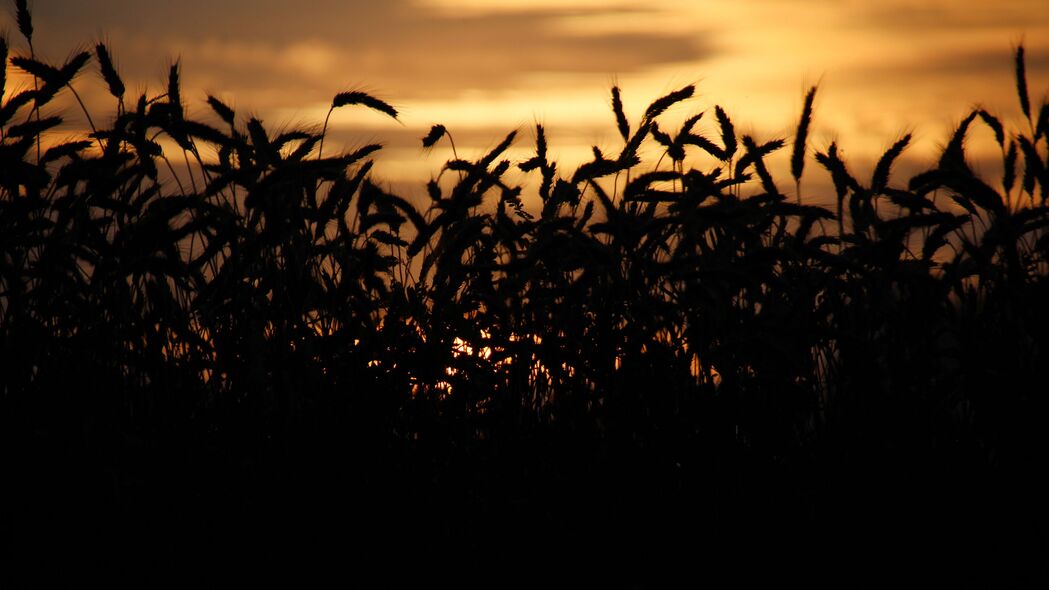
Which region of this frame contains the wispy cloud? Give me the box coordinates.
[23,0,708,103]
[6,0,1046,185]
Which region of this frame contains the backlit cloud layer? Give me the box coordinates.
[5,0,1048,193]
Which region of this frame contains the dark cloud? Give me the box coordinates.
[10,1,711,103]
[840,47,1049,85]
[11,1,409,43]
[852,0,1049,32]
[916,49,1049,77]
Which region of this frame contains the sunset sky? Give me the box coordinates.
[5,0,1048,200]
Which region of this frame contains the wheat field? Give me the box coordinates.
[2,1,1048,583]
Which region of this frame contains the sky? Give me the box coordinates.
[4,0,1048,201]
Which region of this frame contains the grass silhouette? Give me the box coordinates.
[2,2,1048,582]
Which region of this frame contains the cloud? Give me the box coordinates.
[16,0,711,105]
[849,0,1049,32]
[838,47,1049,85]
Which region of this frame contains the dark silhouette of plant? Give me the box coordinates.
[2,3,1047,581]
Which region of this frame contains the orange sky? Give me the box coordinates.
[5,0,1048,202]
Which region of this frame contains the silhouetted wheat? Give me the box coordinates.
[791,85,817,198]
[2,5,1047,579]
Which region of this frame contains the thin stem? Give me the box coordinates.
[318,107,334,160]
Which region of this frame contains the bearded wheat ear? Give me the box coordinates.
[319,91,399,159]
[95,43,125,101]
[1016,44,1031,124]
[15,0,32,46]
[791,86,817,202]
[611,86,630,143]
